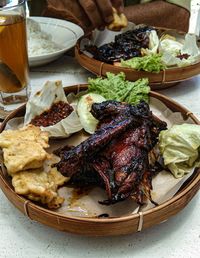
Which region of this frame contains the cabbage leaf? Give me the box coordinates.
[159,124,200,178]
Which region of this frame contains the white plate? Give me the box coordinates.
[28,17,84,67]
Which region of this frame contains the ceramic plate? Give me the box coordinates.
[28,17,84,67]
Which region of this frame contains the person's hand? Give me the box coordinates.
[79,0,123,29]
[44,0,124,32]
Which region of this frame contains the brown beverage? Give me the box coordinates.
[0,14,29,94]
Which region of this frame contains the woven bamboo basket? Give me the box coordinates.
[75,29,200,90]
[0,85,199,236]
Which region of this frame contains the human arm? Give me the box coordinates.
[124,0,190,32]
[42,0,124,32]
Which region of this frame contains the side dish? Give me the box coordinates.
[77,93,106,134]
[88,72,150,104]
[12,167,68,209]
[85,26,200,72]
[159,124,200,178]
[0,125,68,208]
[24,80,82,138]
[27,18,62,57]
[107,7,128,31]
[30,101,73,127]
[0,125,49,175]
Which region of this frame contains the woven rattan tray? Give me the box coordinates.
[75,28,200,90]
[0,85,199,236]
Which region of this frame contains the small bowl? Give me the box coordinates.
[28,17,84,67]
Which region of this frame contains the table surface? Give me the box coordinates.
[0,55,200,258]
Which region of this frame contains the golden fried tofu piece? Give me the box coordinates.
[12,167,69,209]
[0,125,49,175]
[0,125,49,148]
[107,8,128,31]
[3,141,48,175]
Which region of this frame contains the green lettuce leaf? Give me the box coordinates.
[121,54,166,73]
[159,124,200,178]
[88,72,150,104]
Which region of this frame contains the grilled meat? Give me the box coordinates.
[55,100,167,205]
[56,117,138,177]
[85,26,154,63]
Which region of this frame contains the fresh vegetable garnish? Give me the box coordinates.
[159,33,200,67]
[121,54,166,73]
[141,30,159,56]
[159,124,200,178]
[85,26,200,69]
[88,72,150,104]
[77,93,106,134]
[181,34,199,56]
[159,37,183,56]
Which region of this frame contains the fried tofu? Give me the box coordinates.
[0,125,68,209]
[0,125,49,175]
[12,167,69,209]
[3,141,48,175]
[107,8,128,32]
[0,125,49,148]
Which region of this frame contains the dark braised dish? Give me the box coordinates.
[85,26,153,63]
[30,101,73,127]
[55,100,167,205]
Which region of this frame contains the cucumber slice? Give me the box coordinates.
[77,93,106,134]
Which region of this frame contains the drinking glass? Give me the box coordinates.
[0,0,29,117]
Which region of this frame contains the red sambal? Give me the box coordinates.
[30,101,73,127]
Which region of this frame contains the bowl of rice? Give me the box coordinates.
[27,17,84,67]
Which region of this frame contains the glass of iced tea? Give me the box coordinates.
[0,0,29,116]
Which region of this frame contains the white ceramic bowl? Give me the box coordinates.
[28,17,84,67]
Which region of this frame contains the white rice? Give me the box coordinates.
[27,18,62,57]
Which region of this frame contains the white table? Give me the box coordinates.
[0,55,200,258]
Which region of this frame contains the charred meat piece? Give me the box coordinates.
[56,116,139,176]
[53,145,73,159]
[91,100,150,121]
[55,100,167,205]
[56,101,151,177]
[85,26,154,63]
[92,117,163,204]
[115,26,153,48]
[130,170,154,205]
[87,42,141,63]
[91,100,153,130]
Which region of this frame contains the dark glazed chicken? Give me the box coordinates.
[85,26,154,63]
[55,100,167,205]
